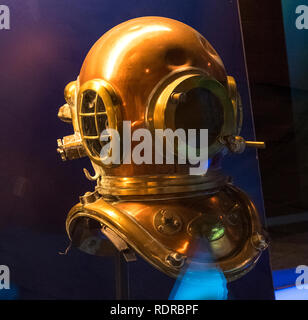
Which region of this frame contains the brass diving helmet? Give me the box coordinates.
[56,16,267,281]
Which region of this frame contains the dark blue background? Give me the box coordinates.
[0,0,274,299]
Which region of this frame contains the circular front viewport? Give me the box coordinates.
[174,87,224,147]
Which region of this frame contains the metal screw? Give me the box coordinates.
[166,252,185,268]
[251,232,268,251]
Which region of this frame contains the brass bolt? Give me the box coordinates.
[174,219,180,226]
[170,92,186,104]
[57,139,67,161]
[251,232,268,251]
[80,190,100,205]
[166,252,185,268]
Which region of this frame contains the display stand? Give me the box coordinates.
[70,219,134,300]
[115,251,130,300]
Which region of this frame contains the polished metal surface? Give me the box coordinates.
[56,16,267,282]
[66,184,266,280]
[78,16,232,176]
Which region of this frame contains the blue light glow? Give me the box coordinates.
[0,283,19,300]
[169,241,228,300]
[275,286,308,300]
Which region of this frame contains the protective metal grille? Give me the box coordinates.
[80,89,111,159]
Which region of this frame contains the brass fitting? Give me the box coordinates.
[57,132,86,161]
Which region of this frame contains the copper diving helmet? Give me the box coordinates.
[56,16,267,281]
